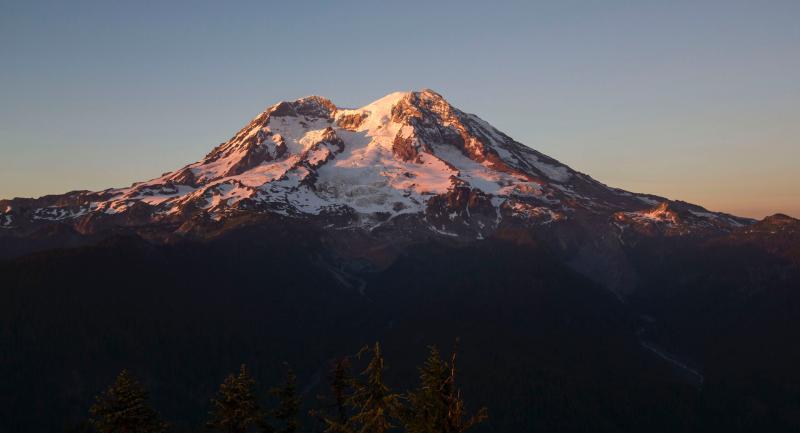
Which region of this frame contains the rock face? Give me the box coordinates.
[0,89,752,246]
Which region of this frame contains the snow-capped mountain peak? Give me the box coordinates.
[0,90,751,239]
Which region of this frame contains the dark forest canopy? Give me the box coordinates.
[79,343,486,433]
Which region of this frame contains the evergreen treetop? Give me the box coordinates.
[405,345,488,433]
[89,369,169,433]
[269,365,302,433]
[207,364,265,433]
[325,343,403,433]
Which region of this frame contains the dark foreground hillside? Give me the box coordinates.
[1,221,799,432]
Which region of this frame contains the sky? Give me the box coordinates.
[1,0,798,219]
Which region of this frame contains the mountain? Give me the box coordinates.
[1,90,799,433]
[0,90,751,233]
[0,90,751,273]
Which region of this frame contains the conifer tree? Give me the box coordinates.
[442,347,488,433]
[89,369,169,433]
[207,364,265,433]
[325,343,402,433]
[404,346,487,433]
[328,357,351,425]
[310,357,352,433]
[404,346,449,433]
[269,365,301,433]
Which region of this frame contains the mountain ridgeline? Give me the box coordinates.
[1,90,799,432]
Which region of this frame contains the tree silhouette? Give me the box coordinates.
[89,369,168,433]
[310,357,352,433]
[207,364,265,433]
[329,357,352,425]
[325,343,402,433]
[268,365,301,433]
[405,345,487,433]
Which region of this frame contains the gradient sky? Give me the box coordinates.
[1,0,798,218]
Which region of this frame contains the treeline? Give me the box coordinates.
[75,343,487,433]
